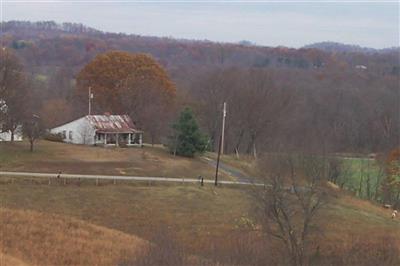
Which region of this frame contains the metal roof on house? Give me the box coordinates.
[86,115,142,134]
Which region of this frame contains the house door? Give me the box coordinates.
[106,134,117,144]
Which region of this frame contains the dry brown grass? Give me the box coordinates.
[0,208,147,266]
[0,141,232,180]
[313,235,400,266]
[0,252,29,266]
[321,193,400,241]
[0,180,252,258]
[1,172,399,265]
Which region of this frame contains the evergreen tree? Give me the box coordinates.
[169,108,207,157]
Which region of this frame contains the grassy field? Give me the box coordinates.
[0,177,399,265]
[0,179,251,252]
[340,157,382,198]
[0,179,254,264]
[0,141,232,180]
[1,142,399,265]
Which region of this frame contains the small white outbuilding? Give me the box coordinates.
[50,114,143,147]
[0,100,23,142]
[0,129,23,142]
[0,123,23,142]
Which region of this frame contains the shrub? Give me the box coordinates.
[314,235,400,266]
[121,227,188,266]
[44,133,64,142]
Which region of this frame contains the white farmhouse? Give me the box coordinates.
[50,114,143,147]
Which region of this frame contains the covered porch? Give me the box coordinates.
[94,131,143,147]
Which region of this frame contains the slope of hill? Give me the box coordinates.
[0,177,398,265]
[0,208,146,266]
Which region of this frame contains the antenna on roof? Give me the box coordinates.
[88,87,94,115]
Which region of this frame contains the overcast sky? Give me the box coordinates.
[1,1,399,48]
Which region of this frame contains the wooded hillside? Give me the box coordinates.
[1,21,399,153]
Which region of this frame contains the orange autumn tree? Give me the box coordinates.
[76,51,176,144]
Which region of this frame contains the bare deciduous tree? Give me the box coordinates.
[0,48,29,141]
[193,68,291,157]
[253,153,327,266]
[22,114,44,152]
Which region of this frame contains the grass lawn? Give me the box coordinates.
[340,157,383,198]
[0,141,232,180]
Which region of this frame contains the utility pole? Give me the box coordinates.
[88,87,93,115]
[221,102,227,155]
[215,102,227,186]
[215,134,222,186]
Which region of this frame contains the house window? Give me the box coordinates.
[62,130,66,139]
[131,133,140,144]
[69,131,73,140]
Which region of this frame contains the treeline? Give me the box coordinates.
[2,21,399,72]
[1,21,101,35]
[304,41,399,54]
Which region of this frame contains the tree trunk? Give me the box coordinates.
[234,130,244,156]
[173,134,178,156]
[247,131,258,157]
[366,175,371,199]
[358,160,364,197]
[30,139,34,152]
[235,147,240,159]
[374,171,383,201]
[253,143,257,159]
